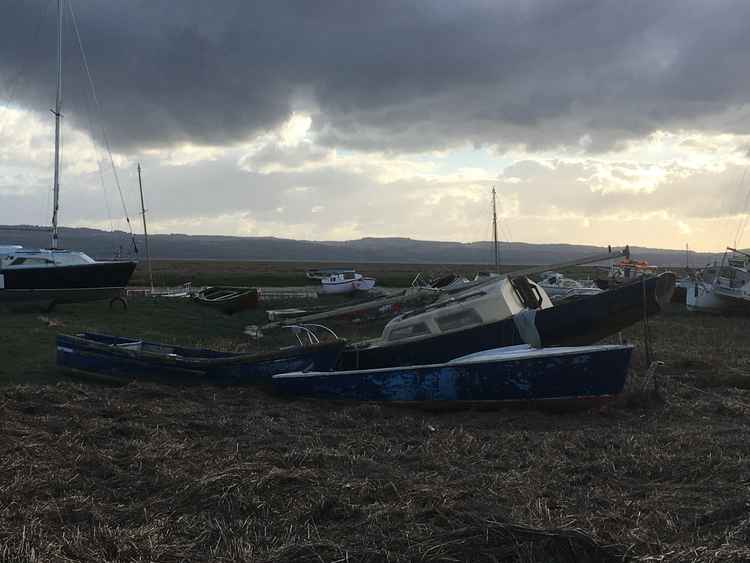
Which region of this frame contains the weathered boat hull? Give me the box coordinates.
[339,273,674,370]
[57,332,345,385]
[274,344,633,404]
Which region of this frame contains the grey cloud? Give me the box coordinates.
[3,1,750,154]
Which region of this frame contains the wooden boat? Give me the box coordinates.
[338,272,674,370]
[56,332,346,385]
[273,344,633,406]
[194,286,259,314]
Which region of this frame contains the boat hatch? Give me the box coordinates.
[509,276,543,309]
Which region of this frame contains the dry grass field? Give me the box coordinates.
[128,259,595,288]
[1,263,748,562]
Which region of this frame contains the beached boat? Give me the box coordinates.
[318,271,376,295]
[338,272,674,370]
[0,1,137,308]
[594,258,654,290]
[56,332,346,385]
[194,286,259,314]
[273,343,633,406]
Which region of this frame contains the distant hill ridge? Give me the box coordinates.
[0,225,722,266]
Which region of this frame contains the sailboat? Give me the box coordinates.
[0,0,137,308]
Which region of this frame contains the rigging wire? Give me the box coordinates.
[67,0,138,254]
[85,89,115,234]
[76,49,115,234]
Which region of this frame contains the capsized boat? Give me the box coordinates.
[273,343,634,406]
[56,332,346,385]
[194,286,260,314]
[338,272,675,370]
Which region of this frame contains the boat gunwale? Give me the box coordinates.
[276,344,633,378]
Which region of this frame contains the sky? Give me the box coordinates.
[2,0,750,252]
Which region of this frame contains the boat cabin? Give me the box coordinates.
[0,248,97,270]
[306,268,356,280]
[379,276,553,344]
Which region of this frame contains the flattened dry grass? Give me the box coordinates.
[2,302,750,561]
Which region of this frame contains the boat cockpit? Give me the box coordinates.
[0,248,97,270]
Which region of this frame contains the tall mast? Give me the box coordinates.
[137,163,154,292]
[492,186,499,273]
[51,0,63,249]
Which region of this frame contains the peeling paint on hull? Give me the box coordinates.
[274,345,633,403]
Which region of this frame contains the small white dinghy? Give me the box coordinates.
[318,271,376,295]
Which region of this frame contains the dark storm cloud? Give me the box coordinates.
[3,0,750,152]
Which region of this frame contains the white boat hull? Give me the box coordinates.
[353,277,376,291]
[686,280,750,313]
[318,280,356,295]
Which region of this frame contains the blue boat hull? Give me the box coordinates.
[274,345,633,404]
[339,273,673,370]
[56,333,345,385]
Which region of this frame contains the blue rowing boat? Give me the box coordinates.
[56,332,346,385]
[272,344,633,405]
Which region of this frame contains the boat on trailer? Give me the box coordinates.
[56,332,346,385]
[194,286,260,314]
[273,343,634,406]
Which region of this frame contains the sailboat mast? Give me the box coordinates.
[492,186,499,273]
[51,0,63,250]
[137,163,154,292]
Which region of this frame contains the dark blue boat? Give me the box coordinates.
[338,273,674,370]
[273,344,634,405]
[56,332,346,385]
